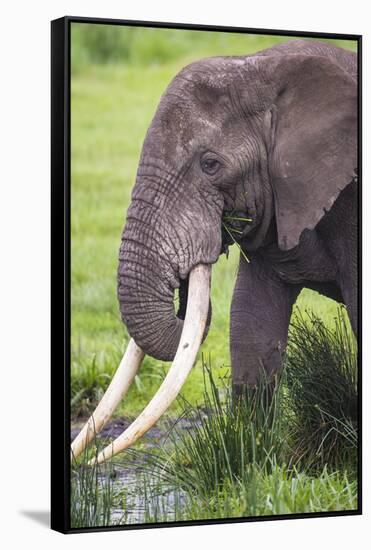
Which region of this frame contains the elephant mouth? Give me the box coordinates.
[176,275,189,321]
[221,210,253,253]
[176,270,212,340]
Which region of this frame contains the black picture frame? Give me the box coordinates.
[51,15,362,534]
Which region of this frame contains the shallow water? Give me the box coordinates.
[103,469,187,524]
[71,416,197,525]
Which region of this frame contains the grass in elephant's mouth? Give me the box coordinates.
[222,223,250,263]
[221,213,252,263]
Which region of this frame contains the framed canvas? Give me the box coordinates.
[51,16,362,533]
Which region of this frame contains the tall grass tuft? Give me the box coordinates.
[285,306,358,471]
[147,360,285,498]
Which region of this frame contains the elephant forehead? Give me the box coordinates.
[150,100,225,153]
[175,56,251,86]
[145,56,260,156]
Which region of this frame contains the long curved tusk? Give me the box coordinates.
[71,338,144,461]
[91,263,211,465]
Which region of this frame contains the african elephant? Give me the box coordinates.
[72,39,358,463]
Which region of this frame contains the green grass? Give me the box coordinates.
[71,331,358,527]
[141,466,357,522]
[71,23,357,74]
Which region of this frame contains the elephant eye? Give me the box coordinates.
[201,156,221,176]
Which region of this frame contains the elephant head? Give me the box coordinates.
[71,41,357,463]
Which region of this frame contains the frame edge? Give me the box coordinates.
[51,16,70,534]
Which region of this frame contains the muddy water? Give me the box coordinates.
[71,416,196,524]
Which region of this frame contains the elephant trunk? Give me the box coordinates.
[118,202,199,361]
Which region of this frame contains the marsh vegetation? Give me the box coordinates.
[71,308,358,528]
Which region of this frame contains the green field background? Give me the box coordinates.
[71,24,356,417]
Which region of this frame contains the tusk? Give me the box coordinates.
[71,338,144,461]
[91,263,211,465]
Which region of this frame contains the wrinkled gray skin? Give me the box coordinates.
[118,40,357,392]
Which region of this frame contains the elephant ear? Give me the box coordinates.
[264,54,357,251]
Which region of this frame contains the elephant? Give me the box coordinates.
[71,39,358,464]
